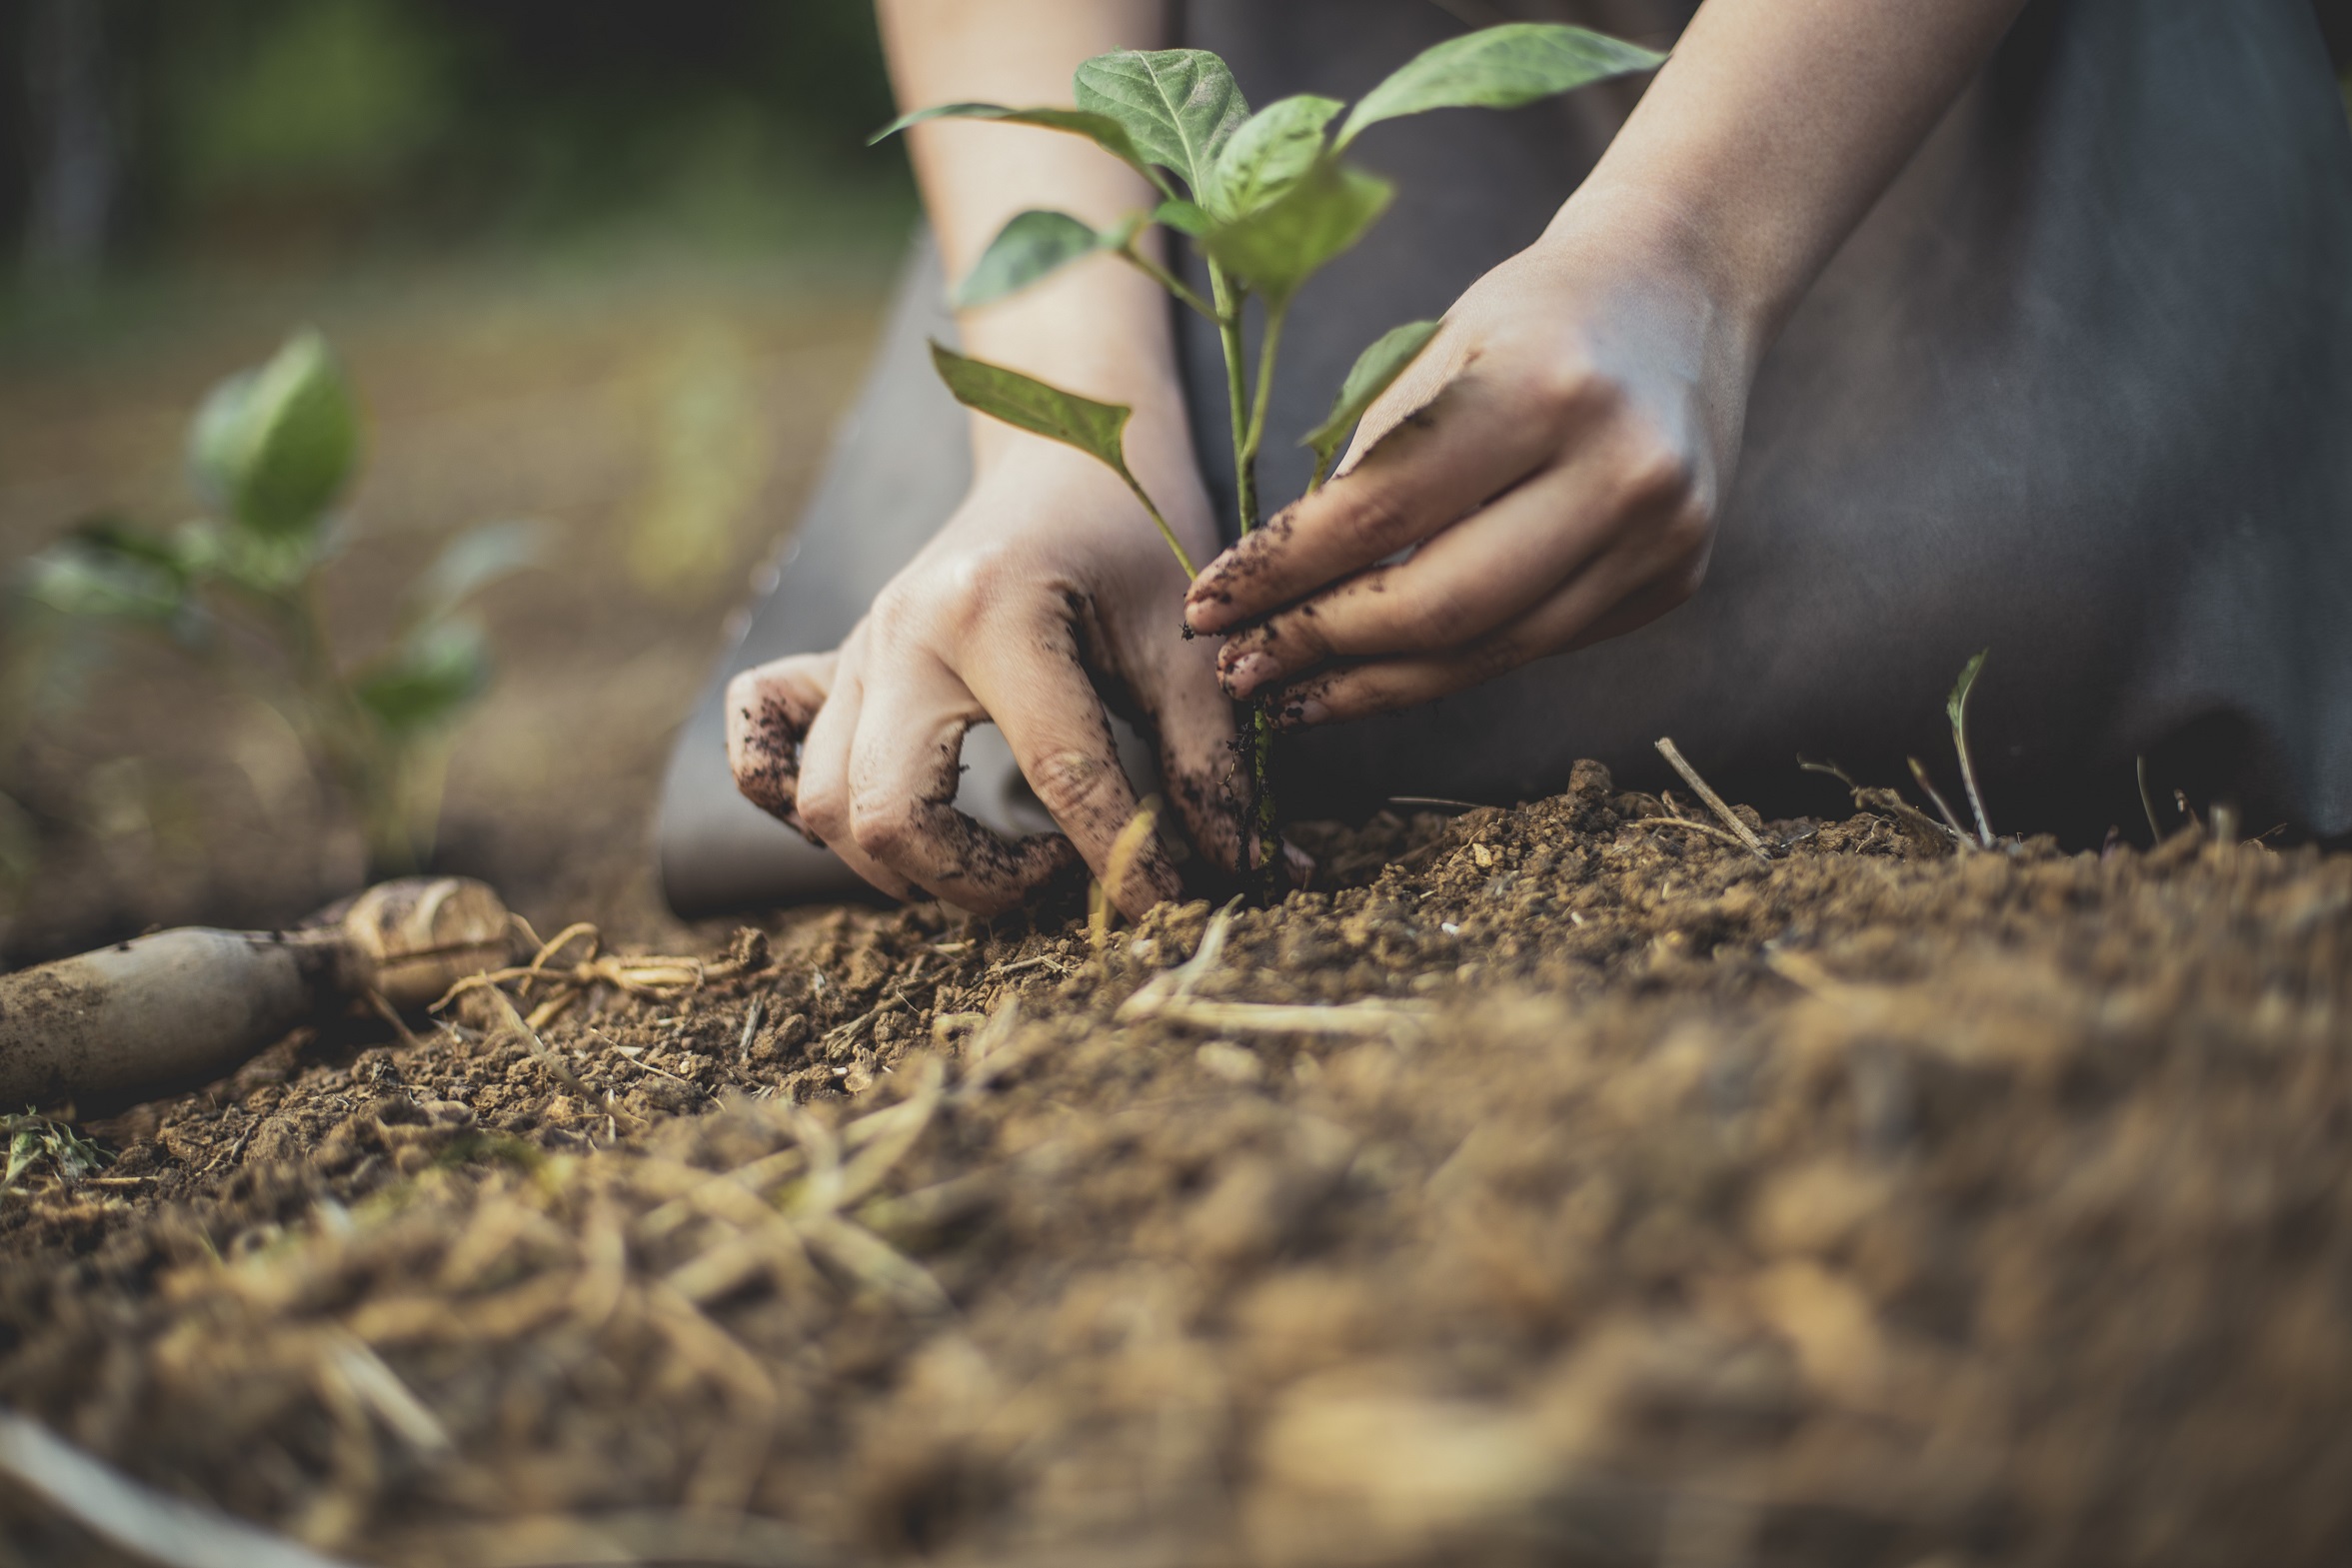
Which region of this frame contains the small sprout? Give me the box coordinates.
[1946,649,1993,846]
[1,1109,110,1202]
[1907,756,1976,850]
[18,332,535,875]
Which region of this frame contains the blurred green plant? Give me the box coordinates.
[1,1106,108,1203]
[16,329,534,876]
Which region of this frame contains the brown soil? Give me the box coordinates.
[3,767,2348,1568]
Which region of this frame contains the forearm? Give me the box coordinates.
[1565,0,2029,350]
[876,0,1193,476]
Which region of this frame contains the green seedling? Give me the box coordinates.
[17,331,535,876]
[882,22,1664,892]
[2,1108,109,1203]
[1946,648,1993,846]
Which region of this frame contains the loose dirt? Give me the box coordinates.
[3,765,2348,1567]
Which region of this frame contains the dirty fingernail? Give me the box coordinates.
[1280,698,1329,731]
[1222,652,1276,694]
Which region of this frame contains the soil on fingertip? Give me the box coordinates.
[4,761,2350,1568]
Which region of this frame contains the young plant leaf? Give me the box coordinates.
[407,521,543,626]
[355,619,492,739]
[1151,198,1211,237]
[1336,23,1664,149]
[20,522,194,628]
[929,343,1197,576]
[1946,649,1993,846]
[872,104,1169,194]
[1201,159,1393,310]
[1074,49,1247,199]
[1209,94,1343,220]
[931,342,1136,474]
[956,210,1118,310]
[187,329,361,543]
[1301,319,1443,486]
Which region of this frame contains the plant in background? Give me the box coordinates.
[882,23,1664,891]
[17,330,534,877]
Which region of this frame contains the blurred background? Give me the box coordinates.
[0,0,916,959]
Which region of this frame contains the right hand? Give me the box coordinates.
[726,440,1247,919]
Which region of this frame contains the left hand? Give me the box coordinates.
[1180,198,1760,728]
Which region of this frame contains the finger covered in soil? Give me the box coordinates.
[3,764,2349,1567]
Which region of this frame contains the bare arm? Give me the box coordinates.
[1185,0,2033,723]
[876,0,1197,492]
[1584,0,2030,344]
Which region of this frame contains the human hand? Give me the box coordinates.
[1181,201,1759,728]
[727,438,1249,919]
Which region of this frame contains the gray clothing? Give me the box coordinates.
[659,0,2352,916]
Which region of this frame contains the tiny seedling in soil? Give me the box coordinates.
[14,331,536,877]
[881,23,1665,893]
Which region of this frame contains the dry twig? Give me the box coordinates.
[1653,738,1770,860]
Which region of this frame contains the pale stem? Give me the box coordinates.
[1116,241,1216,321]
[1207,264,1257,535]
[1239,303,1287,491]
[1120,474,1197,579]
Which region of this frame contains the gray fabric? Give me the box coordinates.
[660,0,2352,915]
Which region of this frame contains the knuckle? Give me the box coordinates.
[1663,548,1711,606]
[1028,746,1125,826]
[1465,633,1527,682]
[797,781,850,845]
[849,795,919,861]
[1620,439,1700,514]
[1527,355,1606,420]
[1338,488,1417,555]
[1396,581,1480,649]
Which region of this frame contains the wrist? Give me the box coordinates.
[1536,181,1775,370]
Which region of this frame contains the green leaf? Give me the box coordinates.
[1073,49,1246,198]
[355,618,491,739]
[1152,198,1211,237]
[956,210,1118,310]
[1946,648,1987,731]
[1201,159,1393,311]
[1336,23,1664,149]
[20,521,196,628]
[186,329,362,542]
[407,521,542,625]
[1301,319,1443,485]
[1209,95,1342,220]
[872,103,1168,193]
[930,342,1138,480]
[929,343,1198,577]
